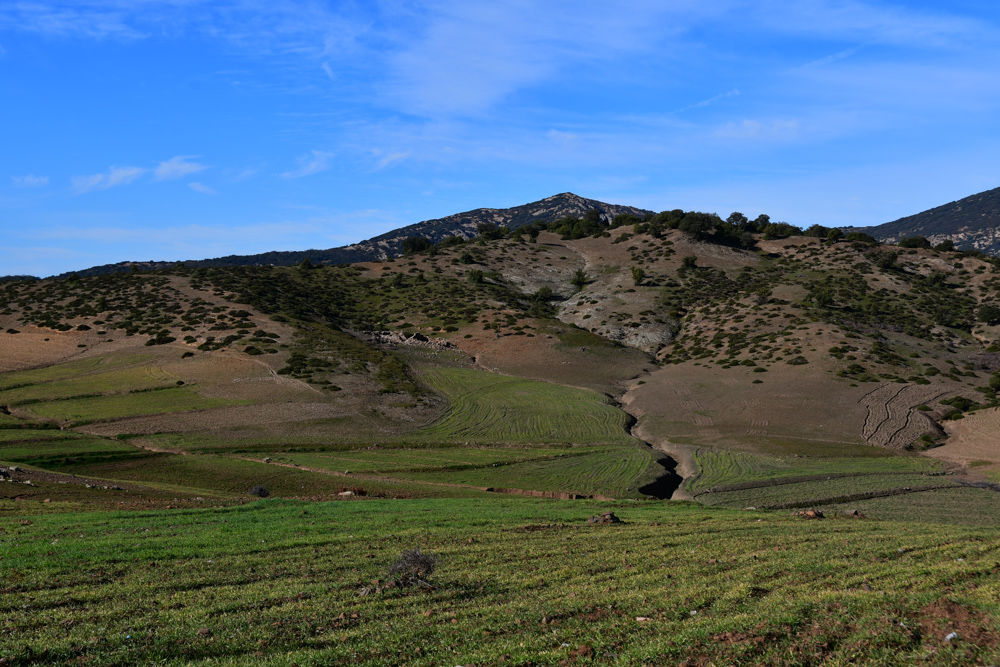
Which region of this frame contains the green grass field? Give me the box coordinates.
[0,353,152,388]
[413,366,637,445]
[688,449,946,494]
[273,446,580,473]
[0,429,73,443]
[0,437,139,465]
[697,473,957,509]
[395,444,659,498]
[22,387,243,423]
[3,498,1000,666]
[0,365,177,405]
[46,453,491,500]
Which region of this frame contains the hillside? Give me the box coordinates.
[4,208,1000,512]
[852,186,1000,253]
[51,193,652,278]
[8,210,1000,664]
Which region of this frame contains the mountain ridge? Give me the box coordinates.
[847,185,1000,253]
[49,193,652,279]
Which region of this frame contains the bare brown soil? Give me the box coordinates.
[451,321,651,395]
[0,326,99,372]
[927,407,1000,468]
[625,359,870,455]
[858,383,953,449]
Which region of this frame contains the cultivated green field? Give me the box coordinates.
[0,429,72,442]
[0,365,177,405]
[688,449,946,493]
[272,446,580,473]
[413,366,637,445]
[0,437,139,465]
[46,453,490,500]
[697,473,956,509]
[3,498,1000,666]
[395,444,659,498]
[22,387,243,423]
[0,353,152,388]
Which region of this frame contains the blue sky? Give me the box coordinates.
[2,1,999,277]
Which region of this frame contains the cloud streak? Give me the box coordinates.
[154,155,207,180]
[188,182,217,195]
[280,150,335,178]
[12,174,48,187]
[71,166,146,194]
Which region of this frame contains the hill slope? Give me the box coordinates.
[56,193,652,278]
[856,186,1000,253]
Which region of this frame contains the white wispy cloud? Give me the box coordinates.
[12,174,48,188]
[280,150,335,178]
[675,89,741,114]
[751,0,993,49]
[714,119,800,140]
[188,182,217,195]
[381,1,694,117]
[154,155,207,180]
[71,166,146,194]
[373,151,409,170]
[794,46,863,72]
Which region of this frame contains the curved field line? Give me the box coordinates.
[415,367,635,445]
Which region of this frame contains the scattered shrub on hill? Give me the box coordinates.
[898,236,931,249]
[402,236,433,255]
[845,231,878,245]
[249,485,270,498]
[865,249,898,270]
[389,548,438,587]
[978,304,1000,325]
[934,239,956,252]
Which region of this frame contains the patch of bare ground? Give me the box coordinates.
[926,407,1000,468]
[913,598,1000,649]
[858,382,953,449]
[624,360,870,455]
[0,325,105,372]
[450,320,651,395]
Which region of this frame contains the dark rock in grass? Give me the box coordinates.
[588,511,623,525]
[249,485,270,498]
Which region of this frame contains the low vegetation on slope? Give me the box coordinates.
[4,498,1000,666]
[413,366,636,445]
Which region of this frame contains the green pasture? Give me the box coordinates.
[0,353,152,388]
[413,366,636,445]
[22,387,243,423]
[0,365,177,405]
[697,473,957,509]
[0,437,138,465]
[47,453,489,499]
[821,487,1000,526]
[0,429,74,443]
[688,448,945,494]
[272,446,578,474]
[4,498,1000,666]
[395,444,659,498]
